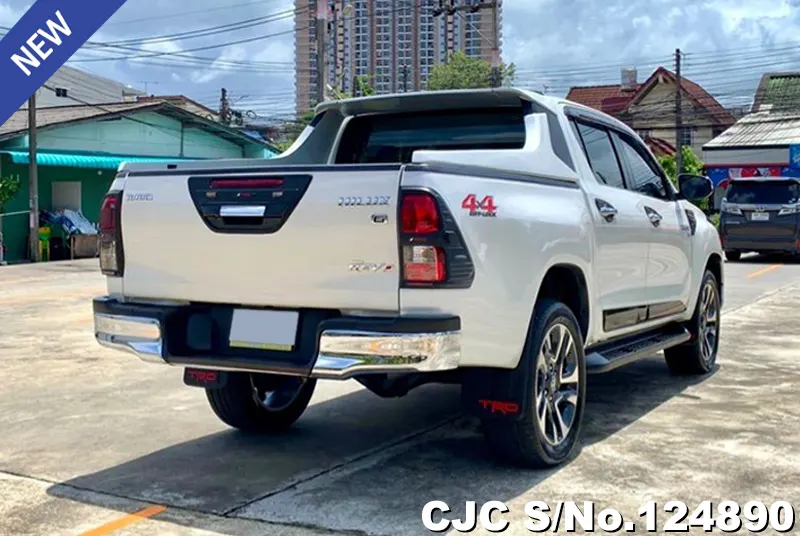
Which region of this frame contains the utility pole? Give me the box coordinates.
[331,2,339,96]
[491,0,500,87]
[28,92,40,262]
[315,1,328,106]
[220,88,231,125]
[433,0,502,84]
[675,48,683,175]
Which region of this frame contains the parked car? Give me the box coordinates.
[92,88,723,468]
[719,176,800,261]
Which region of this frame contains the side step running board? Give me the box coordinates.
[585,324,691,374]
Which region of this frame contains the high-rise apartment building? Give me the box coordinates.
[294,0,503,115]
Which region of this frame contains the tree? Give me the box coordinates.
[0,174,22,259]
[0,174,21,213]
[353,75,376,97]
[659,146,710,210]
[658,146,704,185]
[426,52,516,90]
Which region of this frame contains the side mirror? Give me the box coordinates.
[678,173,713,201]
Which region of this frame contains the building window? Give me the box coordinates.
[678,126,696,147]
[55,87,69,98]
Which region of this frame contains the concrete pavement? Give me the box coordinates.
[1,256,799,535]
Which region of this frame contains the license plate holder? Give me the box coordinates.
[229,309,299,352]
[750,211,770,221]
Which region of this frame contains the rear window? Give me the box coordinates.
[726,181,800,205]
[334,107,527,164]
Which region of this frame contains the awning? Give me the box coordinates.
[0,150,200,170]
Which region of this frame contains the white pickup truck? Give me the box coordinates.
[93,88,723,468]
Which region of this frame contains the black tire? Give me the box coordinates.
[482,299,587,468]
[664,269,720,376]
[206,372,316,433]
[724,251,741,261]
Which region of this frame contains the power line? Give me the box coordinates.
[100,8,298,47]
[104,0,286,27]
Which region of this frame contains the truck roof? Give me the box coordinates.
[315,87,552,115]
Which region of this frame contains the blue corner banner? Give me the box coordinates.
[0,0,128,125]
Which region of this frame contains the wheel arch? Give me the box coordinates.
[533,262,591,342]
[705,252,724,307]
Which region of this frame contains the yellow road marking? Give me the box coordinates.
[746,264,781,279]
[75,505,167,536]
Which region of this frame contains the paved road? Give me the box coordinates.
[1,256,799,536]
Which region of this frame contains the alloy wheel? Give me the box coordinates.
[534,323,580,447]
[698,280,719,365]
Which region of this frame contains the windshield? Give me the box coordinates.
[334,107,527,164]
[726,181,800,205]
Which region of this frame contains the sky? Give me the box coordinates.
[1,0,798,122]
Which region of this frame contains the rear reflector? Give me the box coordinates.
[210,178,284,189]
[403,245,446,283]
[401,192,440,234]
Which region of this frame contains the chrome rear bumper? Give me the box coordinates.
[93,304,460,379]
[94,313,164,364]
[312,329,460,378]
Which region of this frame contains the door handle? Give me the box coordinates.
[644,206,662,227]
[219,205,266,217]
[595,199,618,222]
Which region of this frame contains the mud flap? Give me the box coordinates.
[184,368,228,389]
[460,356,535,423]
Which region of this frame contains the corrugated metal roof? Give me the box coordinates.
[703,111,800,148]
[0,151,200,169]
[0,102,162,138]
[0,101,279,153]
[752,72,800,113]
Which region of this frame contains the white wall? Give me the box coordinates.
[703,147,789,165]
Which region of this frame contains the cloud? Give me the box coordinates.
[190,44,247,84]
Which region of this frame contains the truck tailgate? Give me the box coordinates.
[119,166,402,312]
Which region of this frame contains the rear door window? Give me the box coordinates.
[574,122,626,189]
[610,132,670,200]
[334,107,526,164]
[726,181,799,205]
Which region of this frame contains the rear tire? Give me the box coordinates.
[206,373,316,433]
[481,299,587,468]
[664,269,720,376]
[724,251,741,261]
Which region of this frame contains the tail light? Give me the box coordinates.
[99,191,123,276]
[400,191,446,284]
[210,178,284,189]
[401,192,440,234]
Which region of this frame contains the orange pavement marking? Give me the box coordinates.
[75,505,167,536]
[746,264,781,279]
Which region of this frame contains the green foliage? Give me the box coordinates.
[0,175,21,212]
[658,146,704,185]
[426,52,515,90]
[275,109,318,152]
[353,75,376,97]
[658,147,709,210]
[709,213,720,228]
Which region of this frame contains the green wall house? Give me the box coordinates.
[0,101,279,263]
